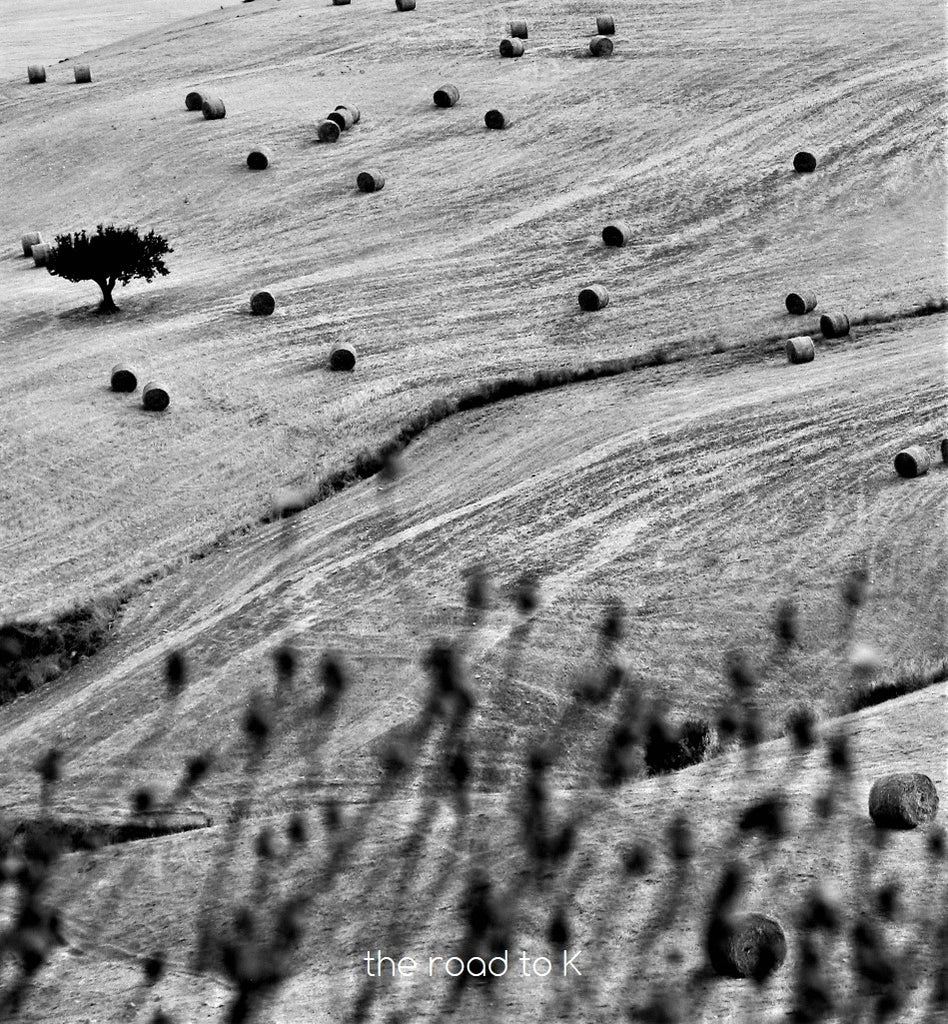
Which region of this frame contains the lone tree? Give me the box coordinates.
[46,223,172,313]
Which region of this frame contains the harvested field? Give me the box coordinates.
[0,0,945,1020]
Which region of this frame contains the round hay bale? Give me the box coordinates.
[246,146,272,170]
[590,35,614,56]
[142,382,171,412]
[869,773,939,828]
[941,438,948,464]
[786,336,815,364]
[329,342,357,371]
[327,107,355,130]
[579,284,609,311]
[250,290,276,316]
[27,65,46,84]
[597,15,616,34]
[484,109,509,129]
[202,96,226,120]
[819,312,850,338]
[356,169,385,192]
[510,20,528,38]
[21,232,42,257]
[396,0,415,9]
[893,446,931,480]
[31,243,50,267]
[793,151,817,173]
[602,221,631,247]
[335,103,360,124]
[317,119,341,143]
[707,913,787,980]
[785,290,817,315]
[332,0,351,5]
[433,84,460,108]
[185,91,205,111]
[74,65,92,84]
[500,38,525,57]
[110,364,138,392]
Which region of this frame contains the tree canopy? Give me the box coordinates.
[46,223,173,312]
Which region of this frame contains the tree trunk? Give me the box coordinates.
[96,278,118,313]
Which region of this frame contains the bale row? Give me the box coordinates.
[318,103,360,143]
[108,365,169,410]
[183,91,225,118]
[26,65,91,83]
[21,232,42,257]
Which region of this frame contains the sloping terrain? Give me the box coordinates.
[13,680,948,1023]
[1,0,945,617]
[0,0,945,1021]
[0,315,944,819]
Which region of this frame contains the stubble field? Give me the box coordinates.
[0,0,945,1020]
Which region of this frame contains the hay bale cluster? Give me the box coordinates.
[21,232,43,257]
[318,103,360,143]
[106,366,173,412]
[869,773,939,828]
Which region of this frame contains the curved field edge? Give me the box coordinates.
[2,297,945,707]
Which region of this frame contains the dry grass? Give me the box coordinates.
[1,0,944,619]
